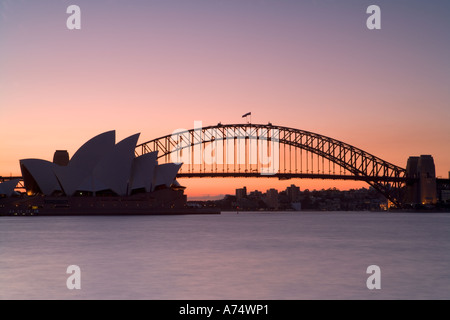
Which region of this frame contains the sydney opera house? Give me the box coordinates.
[0,131,217,216]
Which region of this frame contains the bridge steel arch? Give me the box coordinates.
[135,123,407,207]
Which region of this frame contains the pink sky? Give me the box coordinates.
[1,1,449,199]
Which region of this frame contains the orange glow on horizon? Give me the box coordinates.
[1,1,449,199]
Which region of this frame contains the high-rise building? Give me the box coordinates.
[236,186,247,200]
[265,188,279,209]
[286,184,300,202]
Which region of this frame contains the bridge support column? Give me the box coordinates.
[405,155,437,205]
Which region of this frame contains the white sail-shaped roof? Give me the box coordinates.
[20,159,61,195]
[54,131,116,196]
[54,165,89,196]
[130,151,158,193]
[0,179,20,197]
[88,133,140,196]
[76,173,109,193]
[153,163,182,190]
[19,130,185,197]
[69,131,116,170]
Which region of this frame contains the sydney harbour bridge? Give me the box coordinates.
[2,123,448,208]
[135,123,408,207]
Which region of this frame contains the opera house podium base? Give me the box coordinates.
[0,189,220,216]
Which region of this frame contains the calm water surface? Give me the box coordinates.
[1,211,449,300]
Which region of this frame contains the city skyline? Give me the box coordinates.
[1,0,450,199]
[200,183,390,211]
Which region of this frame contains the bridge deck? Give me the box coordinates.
[176,172,410,182]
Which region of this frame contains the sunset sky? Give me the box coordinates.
[1,0,449,199]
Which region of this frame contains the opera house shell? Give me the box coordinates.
[20,131,182,197]
[0,131,219,216]
[0,178,21,197]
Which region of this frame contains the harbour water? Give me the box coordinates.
[1,211,449,300]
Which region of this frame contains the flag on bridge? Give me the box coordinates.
[242,112,251,118]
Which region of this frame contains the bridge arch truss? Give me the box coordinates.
[135,123,407,206]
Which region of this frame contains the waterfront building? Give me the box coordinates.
[19,131,182,197]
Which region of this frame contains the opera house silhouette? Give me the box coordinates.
[0,131,218,216]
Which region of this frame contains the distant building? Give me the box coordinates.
[265,188,279,209]
[291,202,302,211]
[236,186,247,200]
[441,190,450,203]
[248,190,263,200]
[286,184,300,202]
